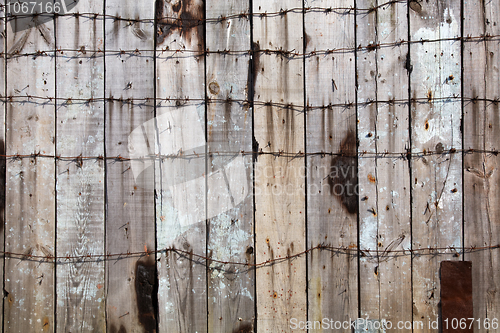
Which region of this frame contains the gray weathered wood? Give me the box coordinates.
[305,1,358,330]
[253,0,306,331]
[374,1,411,328]
[55,0,105,331]
[4,7,55,332]
[409,1,462,331]
[155,0,207,332]
[105,0,156,331]
[357,0,412,328]
[463,0,500,331]
[205,1,254,332]
[0,1,5,329]
[356,0,380,321]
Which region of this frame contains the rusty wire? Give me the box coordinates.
[0,0,411,22]
[2,243,499,265]
[2,33,498,58]
[0,147,498,163]
[0,94,496,111]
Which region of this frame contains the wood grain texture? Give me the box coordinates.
[155,0,207,332]
[55,0,105,331]
[0,1,5,329]
[4,7,55,333]
[205,1,254,332]
[357,0,412,328]
[252,0,306,331]
[409,1,462,332]
[105,0,156,331]
[463,0,500,331]
[356,0,380,321]
[305,0,357,330]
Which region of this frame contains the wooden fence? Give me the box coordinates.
[0,0,498,332]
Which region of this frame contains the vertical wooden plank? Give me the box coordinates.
[0,0,5,329]
[374,1,412,328]
[409,1,462,332]
[55,0,105,331]
[356,0,380,322]
[357,0,412,328]
[205,1,254,332]
[105,0,156,331]
[252,1,306,331]
[4,5,55,333]
[305,1,358,330]
[463,0,500,331]
[155,0,206,332]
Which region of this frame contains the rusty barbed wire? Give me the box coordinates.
[2,243,499,265]
[0,94,494,110]
[2,33,498,58]
[0,147,498,163]
[0,0,410,23]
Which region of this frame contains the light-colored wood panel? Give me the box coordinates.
[4,8,55,332]
[305,1,357,330]
[409,1,462,332]
[55,0,105,331]
[0,0,5,329]
[205,1,254,332]
[253,1,306,331]
[356,0,379,321]
[463,0,500,331]
[155,0,207,332]
[105,0,156,331]
[357,0,412,327]
[374,1,411,329]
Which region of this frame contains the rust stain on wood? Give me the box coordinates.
[135,254,158,333]
[156,0,204,49]
[232,321,253,333]
[440,261,473,333]
[328,130,358,214]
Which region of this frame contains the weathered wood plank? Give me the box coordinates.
[409,1,462,331]
[463,0,500,331]
[374,1,412,328]
[205,1,254,332]
[356,0,379,322]
[357,0,412,328]
[155,0,207,332]
[252,1,306,331]
[0,0,5,329]
[55,0,105,331]
[105,1,156,331]
[4,7,56,332]
[305,1,357,330]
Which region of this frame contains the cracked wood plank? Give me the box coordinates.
[463,0,500,331]
[305,0,358,330]
[253,0,306,331]
[409,1,462,332]
[55,0,105,331]
[155,0,207,332]
[205,1,255,332]
[4,4,55,332]
[357,0,412,329]
[105,0,156,331]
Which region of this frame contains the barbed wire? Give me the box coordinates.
[2,243,498,265]
[2,33,498,58]
[0,1,410,23]
[0,94,493,112]
[0,147,498,163]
